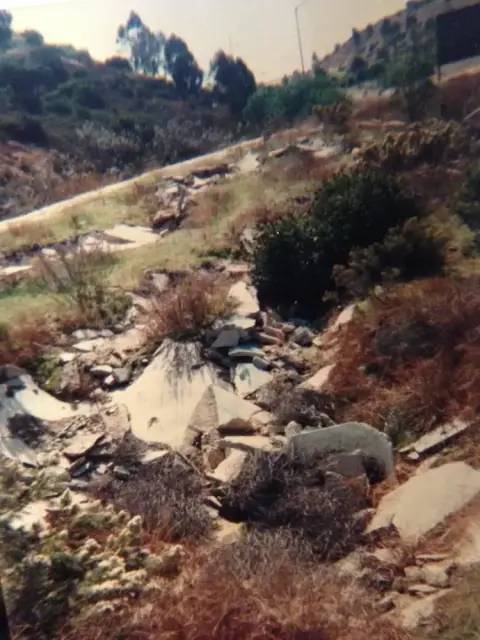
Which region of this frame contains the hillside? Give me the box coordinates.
[319,0,480,74]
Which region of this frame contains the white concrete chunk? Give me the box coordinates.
[368,462,480,542]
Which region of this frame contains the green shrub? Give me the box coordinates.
[454,166,480,231]
[0,114,48,146]
[330,217,446,300]
[253,168,422,316]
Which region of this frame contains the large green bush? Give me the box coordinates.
[252,168,422,316]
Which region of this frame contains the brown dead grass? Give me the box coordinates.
[352,95,403,123]
[327,277,480,437]
[63,530,410,640]
[144,272,237,343]
[0,317,56,372]
[440,69,480,121]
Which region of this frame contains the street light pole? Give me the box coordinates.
[295,3,306,74]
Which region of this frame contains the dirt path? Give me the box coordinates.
[0,137,263,234]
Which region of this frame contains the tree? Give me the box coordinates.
[22,30,44,48]
[350,55,367,78]
[210,51,256,116]
[380,18,392,41]
[117,11,165,76]
[0,11,12,51]
[352,28,361,50]
[365,24,375,39]
[164,35,203,97]
[383,49,435,121]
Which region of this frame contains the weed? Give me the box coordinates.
[144,272,236,343]
[327,277,480,435]
[37,244,129,328]
[92,454,213,544]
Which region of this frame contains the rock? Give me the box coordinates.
[69,457,94,477]
[324,451,368,480]
[152,210,178,229]
[203,446,225,471]
[220,315,256,331]
[215,519,244,544]
[291,327,314,347]
[90,365,114,380]
[399,591,445,629]
[255,332,282,346]
[72,329,100,341]
[262,325,285,342]
[233,363,273,397]
[112,367,132,385]
[407,584,438,596]
[279,352,307,373]
[73,339,104,353]
[377,595,396,614]
[229,345,265,360]
[204,348,232,369]
[112,340,221,448]
[287,422,394,479]
[218,435,279,454]
[211,328,241,350]
[285,421,303,438]
[400,419,470,460]
[149,272,171,295]
[212,449,248,483]
[58,352,77,365]
[228,281,259,317]
[330,304,356,332]
[299,364,335,391]
[252,356,272,371]
[421,563,452,588]
[188,385,263,438]
[63,433,106,460]
[217,418,257,436]
[368,462,480,542]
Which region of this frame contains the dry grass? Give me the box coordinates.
[440,69,480,121]
[91,454,213,545]
[144,272,237,342]
[0,317,56,372]
[326,277,480,438]
[63,529,410,640]
[352,95,403,123]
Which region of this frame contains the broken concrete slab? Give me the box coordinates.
[219,435,279,454]
[233,363,273,397]
[211,328,240,350]
[299,364,335,392]
[73,339,105,353]
[287,422,394,478]
[211,450,248,483]
[400,419,470,460]
[111,340,220,448]
[368,462,480,542]
[229,345,265,360]
[228,281,259,317]
[63,433,106,460]
[188,385,262,437]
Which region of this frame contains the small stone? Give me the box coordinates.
[113,367,132,385]
[421,563,452,588]
[263,325,285,342]
[291,327,314,347]
[255,332,282,346]
[90,365,114,379]
[113,466,131,480]
[58,352,77,365]
[211,328,240,350]
[103,375,116,388]
[282,323,296,335]
[229,345,265,359]
[72,329,99,341]
[203,446,225,472]
[285,421,303,438]
[408,583,438,596]
[376,595,395,614]
[252,355,272,371]
[279,353,307,373]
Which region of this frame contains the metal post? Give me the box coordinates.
[295,5,305,74]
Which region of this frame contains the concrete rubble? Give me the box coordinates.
[368,462,480,542]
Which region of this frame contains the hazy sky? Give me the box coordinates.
[5,0,406,80]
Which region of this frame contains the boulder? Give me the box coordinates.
[188,385,263,437]
[90,365,114,380]
[111,340,221,448]
[300,364,335,391]
[211,328,241,350]
[212,449,248,483]
[291,327,314,347]
[233,363,273,397]
[287,422,394,479]
[368,462,480,542]
[228,281,259,317]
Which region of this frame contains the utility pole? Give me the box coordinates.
[295,3,306,74]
